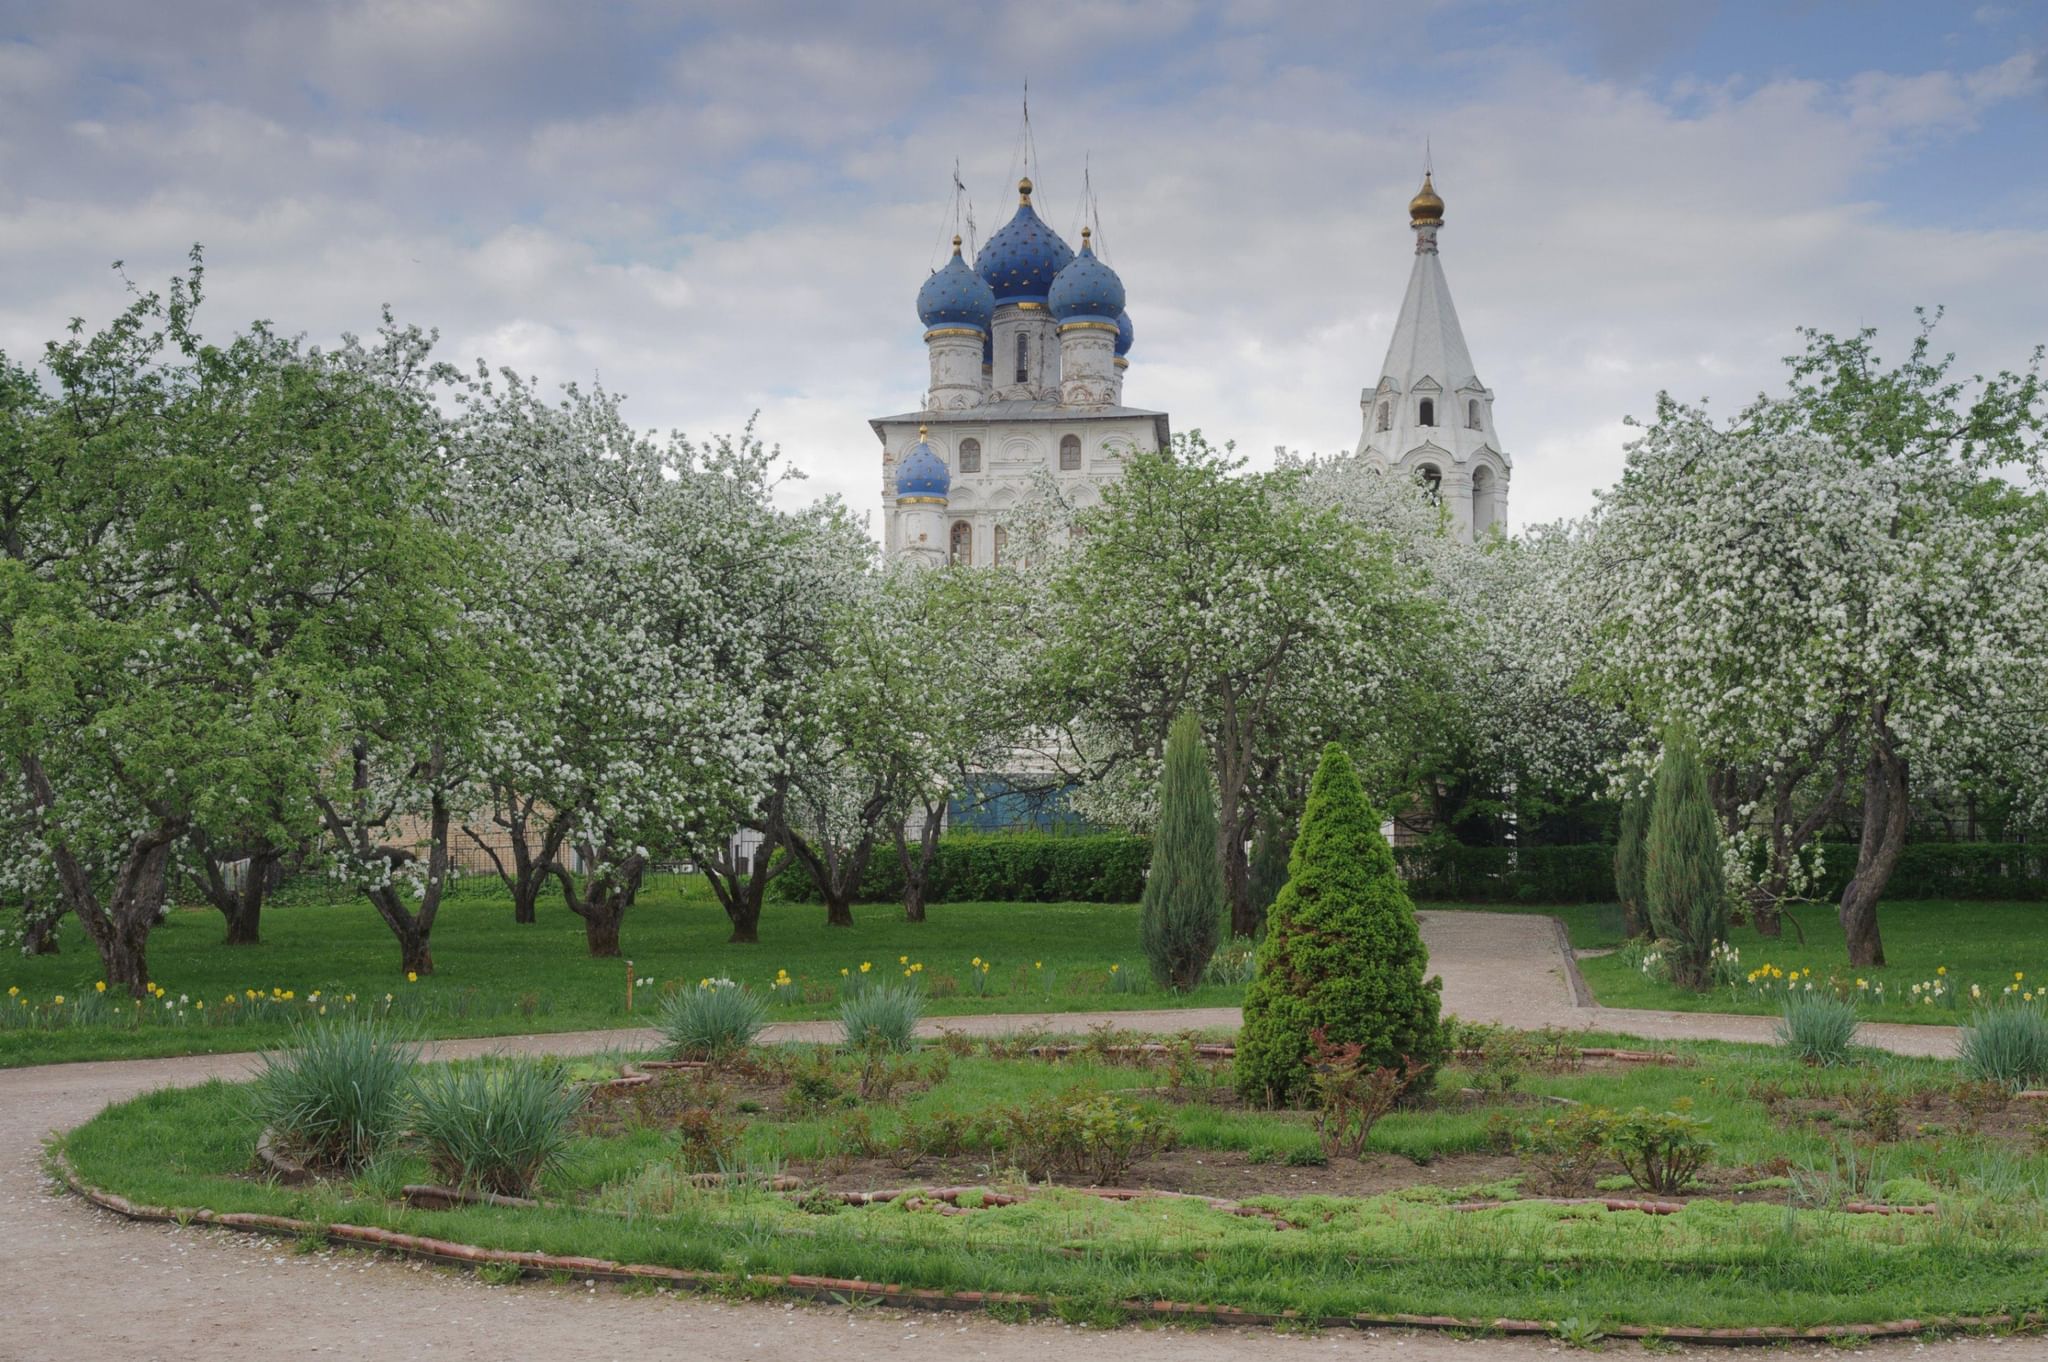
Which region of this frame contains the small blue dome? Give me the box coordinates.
[895,431,950,500]
[916,238,996,333]
[1049,229,1125,322]
[975,178,1073,303]
[1115,309,1134,357]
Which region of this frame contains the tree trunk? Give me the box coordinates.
[725,898,761,944]
[1747,885,1783,939]
[895,798,944,925]
[1838,731,1907,968]
[824,895,855,928]
[583,911,622,957]
[511,878,541,926]
[698,814,783,945]
[21,904,59,955]
[553,852,645,959]
[74,837,173,994]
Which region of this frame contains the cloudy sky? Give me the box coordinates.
[2,0,2044,530]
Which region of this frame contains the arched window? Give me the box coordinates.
[1376,402,1390,432]
[1059,434,1081,470]
[1418,398,1436,427]
[992,525,1008,564]
[1015,333,1029,384]
[958,438,981,474]
[1472,466,1500,537]
[949,520,973,566]
[1467,398,1482,430]
[1416,463,1442,503]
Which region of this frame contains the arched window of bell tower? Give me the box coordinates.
[1376,402,1390,431]
[1059,435,1081,471]
[1467,399,1482,430]
[1418,398,1436,427]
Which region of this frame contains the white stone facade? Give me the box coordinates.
[876,402,1168,566]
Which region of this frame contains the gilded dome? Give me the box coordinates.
[1408,172,1444,226]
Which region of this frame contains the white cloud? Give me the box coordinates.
[0,9,2042,538]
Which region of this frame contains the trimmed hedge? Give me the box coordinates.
[773,834,1149,906]
[774,833,2047,908]
[1394,841,2048,904]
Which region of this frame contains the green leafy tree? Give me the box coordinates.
[1614,792,1650,939]
[1037,435,1443,938]
[1644,733,1727,988]
[1140,712,1225,990]
[1236,743,1443,1106]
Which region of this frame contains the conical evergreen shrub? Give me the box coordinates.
[1140,711,1225,991]
[1645,731,1727,989]
[1236,743,1443,1106]
[1614,792,1650,939]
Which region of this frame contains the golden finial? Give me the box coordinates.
[918,423,929,439]
[1408,171,1444,227]
[1018,176,1033,203]
[1080,225,1091,244]
[951,234,962,254]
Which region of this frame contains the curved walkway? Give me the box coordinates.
[1,910,1977,1361]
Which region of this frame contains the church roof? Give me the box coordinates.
[1376,240,1479,395]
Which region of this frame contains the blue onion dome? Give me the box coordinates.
[916,235,996,333]
[974,177,1074,303]
[895,425,950,500]
[1049,227,1125,322]
[1114,308,1134,357]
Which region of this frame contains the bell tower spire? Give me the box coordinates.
[1355,164,1511,542]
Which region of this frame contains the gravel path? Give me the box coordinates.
[0,910,1986,1361]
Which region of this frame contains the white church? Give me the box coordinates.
[877,169,1509,557]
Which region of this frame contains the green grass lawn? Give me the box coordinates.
[1468,899,2045,1023]
[1,879,1244,1067]
[60,1033,2048,1332]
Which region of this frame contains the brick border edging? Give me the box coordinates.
[53,1151,2035,1344]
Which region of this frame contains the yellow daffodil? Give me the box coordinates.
[5,986,15,997]
[95,981,106,993]
[859,962,872,974]
[53,994,64,1005]
[406,972,418,983]
[899,955,908,965]
[1936,966,1947,976]
[971,957,982,967]
[840,967,849,977]
[1109,963,1120,974]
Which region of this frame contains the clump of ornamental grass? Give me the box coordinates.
[1960,1006,2048,1090]
[250,1016,417,1170]
[659,979,766,1061]
[408,1060,581,1198]
[1775,991,1860,1067]
[841,980,923,1053]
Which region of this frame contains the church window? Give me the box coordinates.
[950,520,973,566]
[959,438,981,473]
[993,525,1008,564]
[1376,402,1390,432]
[1467,399,1482,430]
[1015,333,1029,383]
[1417,463,1442,502]
[1473,466,1498,535]
[1059,434,1081,470]
[1418,398,1436,427]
